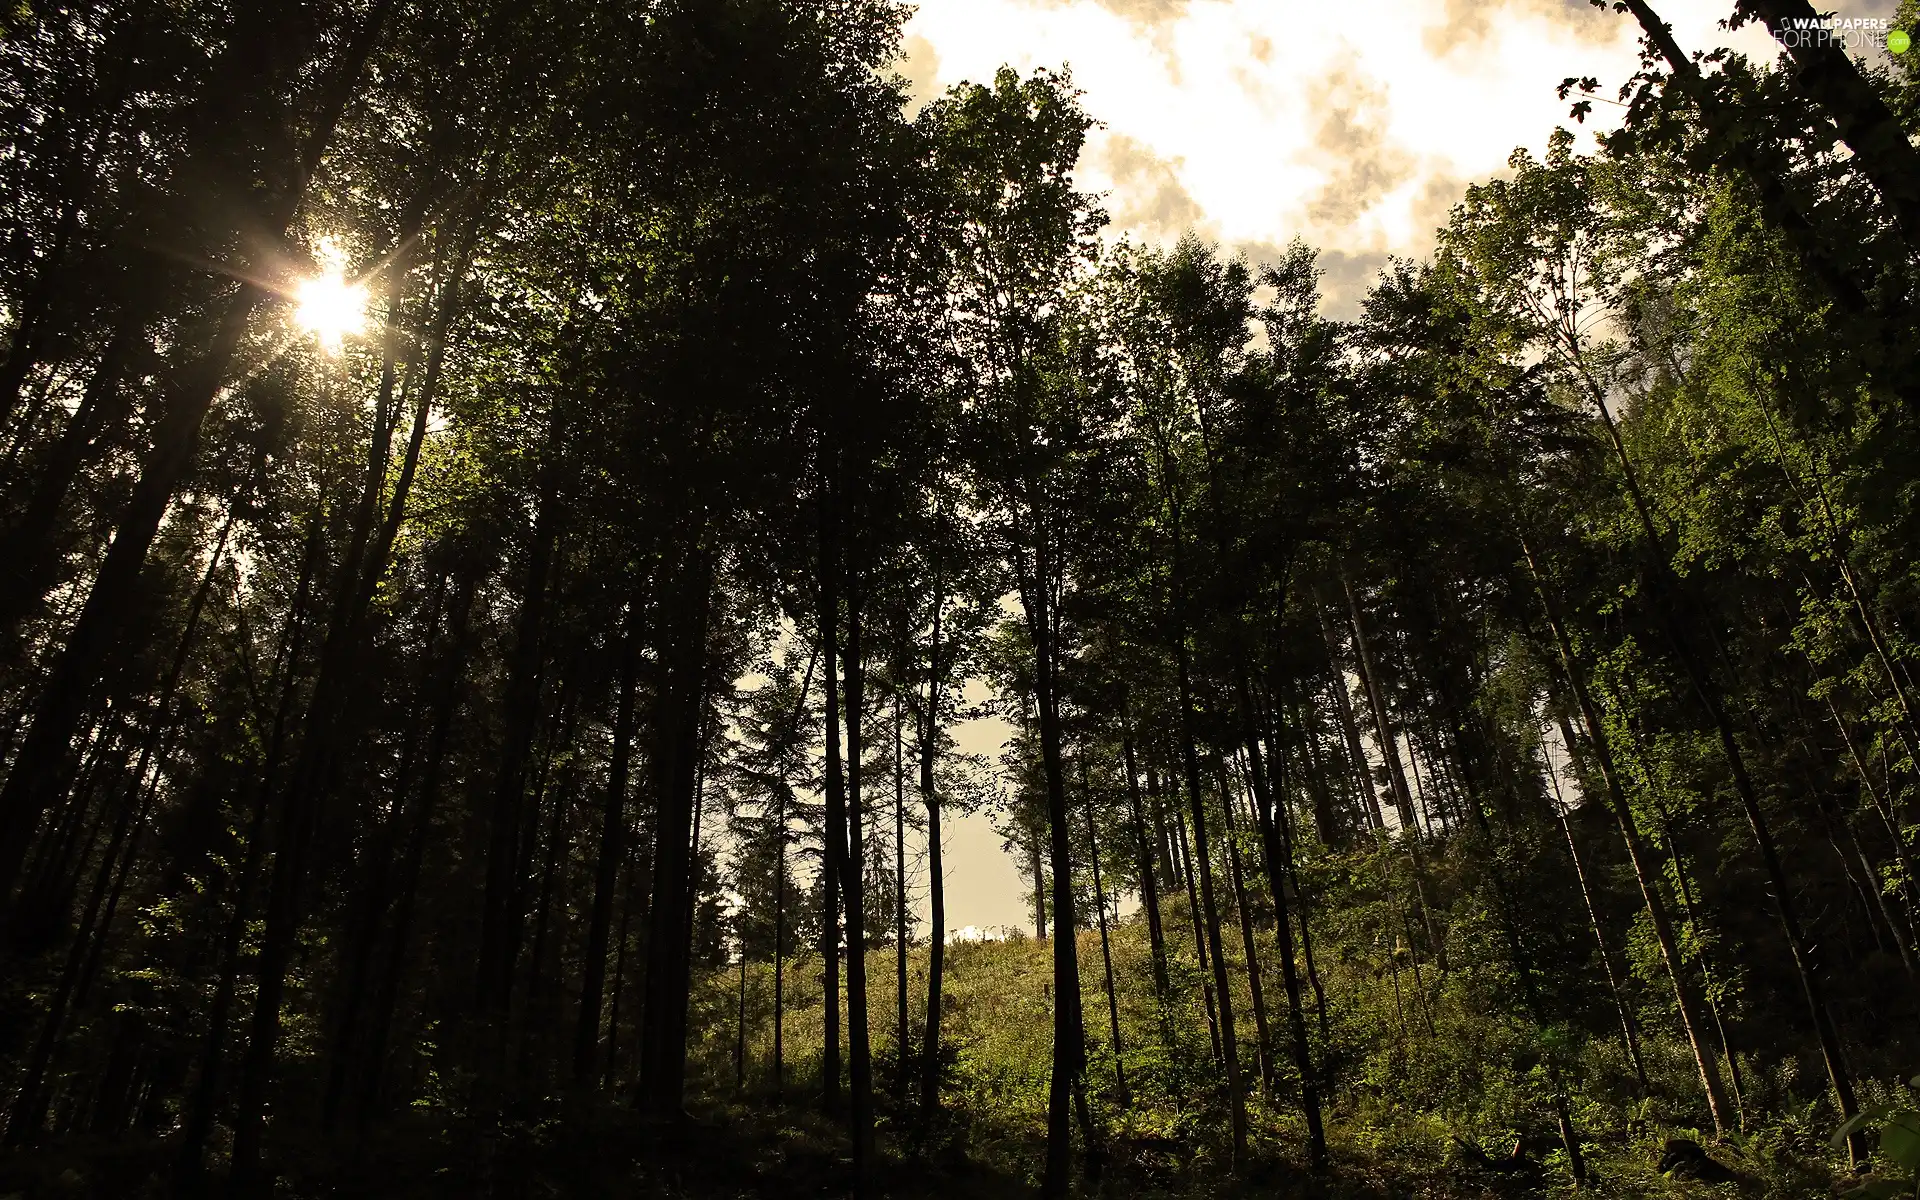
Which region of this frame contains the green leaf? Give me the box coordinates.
[1880,1111,1920,1172]
[1835,1106,1899,1148]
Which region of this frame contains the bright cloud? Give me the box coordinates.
[901,0,1846,314]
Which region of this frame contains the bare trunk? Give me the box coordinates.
[635,545,715,1121]
[1082,759,1129,1107]
[575,603,642,1084]
[1121,717,1170,1010]
[1238,674,1327,1168]
[1021,529,1083,1199]
[1176,648,1247,1165]
[841,584,875,1181]
[919,585,946,1121]
[1218,760,1275,1102]
[1547,711,1649,1089]
[1526,538,1734,1134]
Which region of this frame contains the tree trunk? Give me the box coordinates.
[893,695,909,1086]
[1547,712,1649,1090]
[817,463,845,1116]
[1829,700,1920,942]
[1663,825,1747,1126]
[1341,573,1417,832]
[841,579,875,1181]
[1317,604,1386,832]
[1578,380,1861,1156]
[1120,717,1170,1010]
[1176,647,1247,1165]
[735,947,749,1093]
[635,544,714,1122]
[919,588,946,1122]
[1737,0,1920,247]
[1013,522,1084,1199]
[1290,684,1343,848]
[575,601,643,1085]
[476,483,563,1030]
[353,556,480,1128]
[518,704,580,1083]
[1082,758,1129,1107]
[1525,539,1734,1134]
[1446,688,1588,1187]
[1172,799,1220,1059]
[1237,674,1328,1169]
[1218,759,1275,1102]
[1031,836,1048,941]
[774,775,787,1100]
[169,509,328,1188]
[0,0,382,911]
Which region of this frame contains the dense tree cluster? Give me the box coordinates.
[2,0,1919,1195]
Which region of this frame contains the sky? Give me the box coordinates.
[885,0,1897,938]
[891,0,1900,317]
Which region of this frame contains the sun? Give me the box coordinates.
[294,239,369,354]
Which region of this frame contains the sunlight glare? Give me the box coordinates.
[294,239,369,354]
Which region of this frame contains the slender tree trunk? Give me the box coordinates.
[1121,716,1170,1010]
[1031,836,1048,941]
[575,601,642,1085]
[171,509,327,1189]
[518,713,579,1082]
[1546,716,1646,1078]
[1218,759,1275,1102]
[1663,825,1747,1127]
[1022,524,1085,1200]
[894,695,909,1084]
[1238,673,1327,1168]
[1738,0,1920,246]
[1291,687,1343,848]
[1836,794,1916,977]
[354,558,479,1128]
[0,2,383,911]
[1337,587,1446,968]
[774,779,787,1100]
[735,946,748,1093]
[841,580,875,1182]
[1173,800,1220,1060]
[604,852,638,1091]
[817,463,845,1116]
[919,590,946,1122]
[1448,694,1587,1186]
[1271,686,1333,1045]
[1525,539,1734,1134]
[1082,758,1129,1107]
[476,483,562,1026]
[1831,700,1920,934]
[1546,713,1649,1089]
[319,578,443,1130]
[635,543,715,1122]
[1318,606,1386,833]
[1176,647,1247,1165]
[1341,573,1417,832]
[1579,380,1861,1155]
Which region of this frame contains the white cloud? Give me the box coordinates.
[904,0,1789,314]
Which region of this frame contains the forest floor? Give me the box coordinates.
[0,1096,1804,1199]
[0,926,1846,1199]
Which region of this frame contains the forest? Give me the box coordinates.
[1,0,1919,1196]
